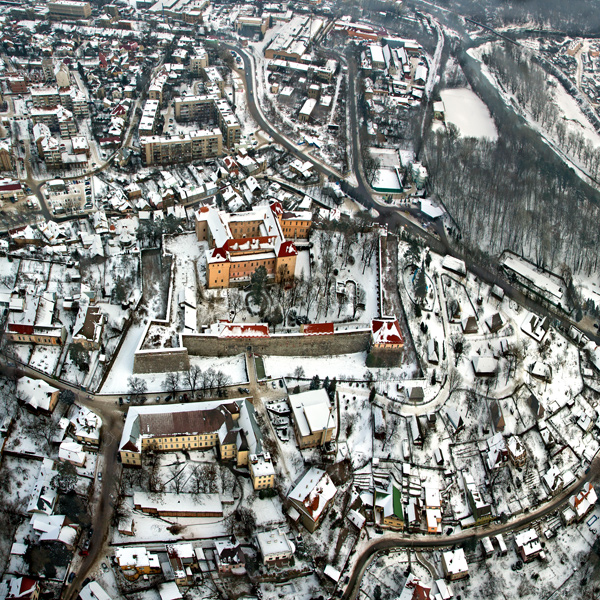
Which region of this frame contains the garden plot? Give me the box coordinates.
[29,344,61,375]
[338,386,372,470]
[360,551,420,600]
[0,456,42,507]
[372,401,410,463]
[0,256,20,287]
[408,414,453,471]
[309,230,379,324]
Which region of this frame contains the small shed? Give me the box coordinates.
[461,316,478,334]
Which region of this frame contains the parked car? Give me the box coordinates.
[101,563,109,572]
[68,572,76,583]
[165,395,172,402]
[97,472,102,481]
[118,397,123,405]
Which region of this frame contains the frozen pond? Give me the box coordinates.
[439,88,498,140]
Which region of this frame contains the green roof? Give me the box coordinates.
[392,485,403,520]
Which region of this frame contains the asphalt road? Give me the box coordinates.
[221,42,343,181]
[63,406,122,600]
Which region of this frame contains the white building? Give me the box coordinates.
[256,529,295,565]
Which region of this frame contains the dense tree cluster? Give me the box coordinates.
[482,43,600,180]
[424,127,600,276]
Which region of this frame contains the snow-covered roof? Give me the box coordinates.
[27,458,57,515]
[80,582,112,600]
[288,467,337,524]
[16,376,59,413]
[371,317,404,345]
[158,582,182,600]
[289,389,333,439]
[256,529,294,559]
[58,440,86,465]
[115,546,160,569]
[133,492,223,516]
[30,514,77,546]
[442,548,468,575]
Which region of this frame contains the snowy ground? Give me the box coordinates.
[439,88,498,140]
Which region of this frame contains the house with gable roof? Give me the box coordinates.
[371,316,405,349]
[288,467,337,532]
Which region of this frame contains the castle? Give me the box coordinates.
[195,201,311,288]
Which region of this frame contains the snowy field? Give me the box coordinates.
[439,88,498,140]
[265,352,369,381]
[101,347,248,395]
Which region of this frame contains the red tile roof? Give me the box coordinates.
[372,318,404,345]
[302,323,334,335]
[277,241,297,257]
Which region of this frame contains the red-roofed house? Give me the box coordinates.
[3,577,40,600]
[371,317,404,349]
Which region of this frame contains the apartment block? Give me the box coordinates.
[140,129,222,166]
[48,0,92,18]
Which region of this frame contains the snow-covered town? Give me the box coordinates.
[1,0,600,600]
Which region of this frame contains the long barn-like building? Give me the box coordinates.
[119,399,275,490]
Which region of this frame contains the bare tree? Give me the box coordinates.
[352,283,366,319]
[128,376,148,399]
[293,366,305,379]
[163,372,180,396]
[229,288,244,322]
[169,464,185,494]
[447,367,462,397]
[184,365,202,396]
[214,370,231,396]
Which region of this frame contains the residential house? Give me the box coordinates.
[30,514,79,549]
[214,539,245,573]
[0,578,40,600]
[58,441,86,466]
[463,473,492,525]
[115,547,161,580]
[424,485,442,534]
[542,465,563,497]
[374,482,404,529]
[514,529,542,562]
[569,482,598,521]
[16,377,60,416]
[288,467,337,533]
[166,543,196,586]
[79,582,112,600]
[506,436,526,466]
[289,389,335,449]
[441,549,468,581]
[256,529,295,565]
[485,312,503,333]
[397,573,431,600]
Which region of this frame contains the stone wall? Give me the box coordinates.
[133,348,190,374]
[181,329,371,357]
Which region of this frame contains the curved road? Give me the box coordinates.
[225,26,600,599]
[343,453,600,599]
